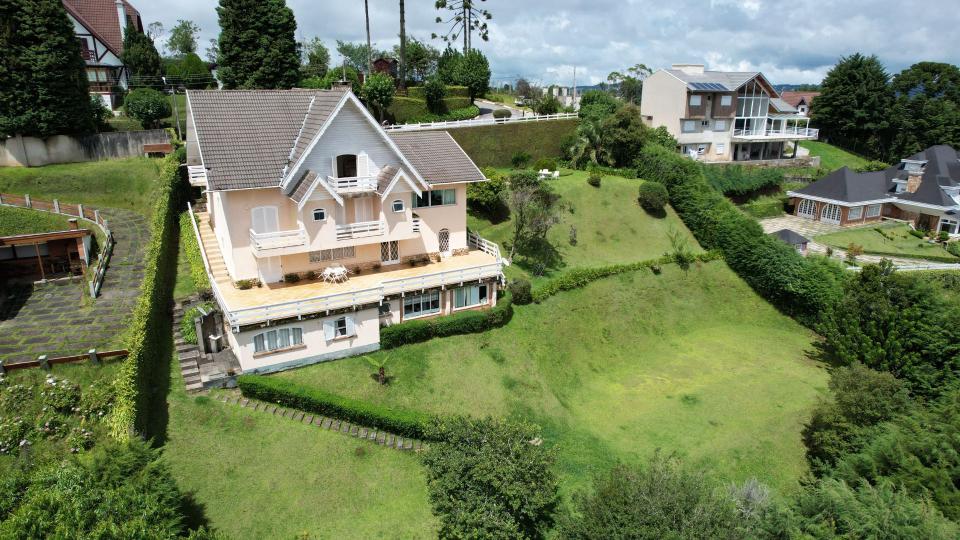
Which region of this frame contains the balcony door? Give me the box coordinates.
[354,197,374,223]
[381,241,399,265]
[251,206,279,234]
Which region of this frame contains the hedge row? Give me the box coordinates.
[237,374,435,439]
[701,164,784,196]
[110,152,184,441]
[635,145,844,327]
[178,212,211,296]
[531,252,722,303]
[388,96,475,123]
[406,85,470,99]
[403,105,480,125]
[381,291,513,349]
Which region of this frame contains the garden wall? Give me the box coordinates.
[1,130,171,167]
[445,119,579,167]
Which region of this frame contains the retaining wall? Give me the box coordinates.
[1,130,171,167]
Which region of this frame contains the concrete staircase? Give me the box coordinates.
[172,303,203,392]
[195,215,231,284]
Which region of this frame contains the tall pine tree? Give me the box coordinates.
[888,62,960,159]
[216,0,300,89]
[0,0,95,137]
[121,24,163,86]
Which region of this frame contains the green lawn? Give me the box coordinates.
[275,262,826,497]
[815,223,959,262]
[0,205,77,236]
[799,141,870,171]
[0,157,162,217]
[164,366,437,539]
[469,170,699,284]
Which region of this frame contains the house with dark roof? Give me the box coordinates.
[780,91,820,116]
[185,87,504,373]
[769,229,810,254]
[640,64,818,162]
[63,0,144,110]
[787,145,960,235]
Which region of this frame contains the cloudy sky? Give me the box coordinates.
[137,0,960,87]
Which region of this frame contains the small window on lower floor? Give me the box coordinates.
[403,290,440,318]
[253,327,303,353]
[392,200,404,213]
[454,284,488,309]
[323,315,356,340]
[312,208,326,221]
[716,143,726,155]
[847,206,863,220]
[866,204,882,218]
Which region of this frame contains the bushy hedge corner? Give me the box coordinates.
[237,375,434,439]
[178,212,211,297]
[381,291,513,349]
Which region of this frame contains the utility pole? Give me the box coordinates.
[364,0,372,76]
[399,0,407,89]
[572,66,577,111]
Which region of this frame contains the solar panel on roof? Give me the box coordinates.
[689,82,728,91]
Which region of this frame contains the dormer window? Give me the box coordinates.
[902,160,926,174]
[335,154,358,178]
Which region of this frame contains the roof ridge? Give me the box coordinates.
[283,95,316,182]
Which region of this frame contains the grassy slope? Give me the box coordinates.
[447,119,578,167]
[469,170,699,284]
[815,223,959,262]
[0,206,76,236]
[164,364,437,539]
[0,157,161,216]
[799,141,869,171]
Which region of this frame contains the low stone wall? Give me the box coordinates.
[1,130,171,167]
[704,155,821,168]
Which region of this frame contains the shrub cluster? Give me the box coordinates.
[237,375,434,439]
[402,105,480,125]
[178,212,211,296]
[637,181,669,212]
[123,88,171,129]
[492,108,511,119]
[635,144,844,327]
[380,291,513,349]
[700,164,784,196]
[587,172,601,187]
[181,302,214,345]
[110,152,183,441]
[508,279,532,305]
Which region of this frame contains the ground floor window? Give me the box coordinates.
[254,327,303,353]
[821,203,842,224]
[454,284,489,309]
[797,198,816,218]
[866,204,882,218]
[939,218,959,235]
[323,315,356,340]
[404,290,440,319]
[847,206,863,220]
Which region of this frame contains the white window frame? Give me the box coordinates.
[689,94,702,107]
[797,198,816,218]
[720,95,732,107]
[821,203,842,224]
[715,143,725,155]
[391,199,404,213]
[323,315,356,341]
[714,120,727,131]
[453,284,489,310]
[697,144,707,156]
[253,327,304,354]
[865,204,882,218]
[939,218,959,235]
[312,208,326,221]
[403,290,441,319]
[251,205,279,234]
[412,188,456,209]
[682,120,696,133]
[847,206,863,220]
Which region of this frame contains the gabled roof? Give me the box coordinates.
[794,167,896,203]
[288,170,318,204]
[388,131,486,185]
[63,0,141,57]
[187,89,347,191]
[770,229,809,245]
[780,91,820,108]
[663,69,761,92]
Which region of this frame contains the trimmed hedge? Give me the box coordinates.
[701,164,784,196]
[381,291,513,349]
[111,152,184,441]
[531,252,721,303]
[178,212,211,296]
[403,105,480,125]
[635,144,844,327]
[237,374,434,439]
[407,85,470,99]
[388,96,476,123]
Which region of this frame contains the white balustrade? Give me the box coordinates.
[336,220,384,240]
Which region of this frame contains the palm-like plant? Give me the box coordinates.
[364,354,392,385]
[568,120,611,167]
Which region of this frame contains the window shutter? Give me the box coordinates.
[357,152,369,177]
[345,316,356,337]
[323,320,334,340]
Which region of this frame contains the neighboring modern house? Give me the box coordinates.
[788,145,960,235]
[640,64,819,162]
[769,229,809,254]
[185,87,505,373]
[780,91,820,116]
[63,0,144,110]
[546,86,580,110]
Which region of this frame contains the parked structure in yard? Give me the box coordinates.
[788,145,960,235]
[186,88,505,373]
[769,229,809,254]
[640,64,818,162]
[0,219,92,281]
[780,91,820,116]
[63,0,144,110]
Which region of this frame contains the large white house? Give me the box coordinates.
[63,0,144,110]
[185,87,505,373]
[640,64,819,162]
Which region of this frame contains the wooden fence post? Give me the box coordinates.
[38,355,49,370]
[53,199,60,213]
[0,359,5,375]
[25,194,31,208]
[88,348,100,365]
[93,209,100,224]
[77,203,84,218]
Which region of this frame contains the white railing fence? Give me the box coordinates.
[468,230,502,260]
[733,127,819,138]
[187,166,207,187]
[382,263,503,295]
[328,175,378,192]
[249,227,308,252]
[336,220,384,240]
[384,112,578,132]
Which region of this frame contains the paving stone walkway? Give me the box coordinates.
[0,209,150,364]
[215,391,425,453]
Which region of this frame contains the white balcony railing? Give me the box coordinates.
[468,230,501,260]
[328,175,378,193]
[249,227,308,254]
[187,165,208,187]
[732,127,819,139]
[336,220,384,240]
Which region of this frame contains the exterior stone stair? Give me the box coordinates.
[172,303,203,392]
[195,216,231,284]
[215,390,424,452]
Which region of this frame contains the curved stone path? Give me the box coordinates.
[0,208,150,364]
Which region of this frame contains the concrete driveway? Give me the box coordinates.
[475,99,524,119]
[759,215,848,238]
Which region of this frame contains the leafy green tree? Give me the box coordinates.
[467,167,507,220]
[802,363,912,473]
[578,89,619,122]
[437,46,462,85]
[638,181,669,214]
[567,119,612,168]
[124,88,171,128]
[0,0,95,137]
[361,72,395,122]
[532,95,560,115]
[812,53,894,160]
[607,64,650,105]
[452,48,490,101]
[888,62,960,158]
[422,75,447,113]
[301,37,330,79]
[121,24,162,85]
[336,41,385,74]
[217,0,301,89]
[166,52,213,89]
[817,261,960,396]
[394,37,440,82]
[505,170,562,261]
[600,103,651,168]
[167,19,200,56]
[421,416,558,539]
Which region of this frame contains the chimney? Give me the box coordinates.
[901,160,926,194]
[115,0,126,41]
[68,218,79,230]
[672,63,705,75]
[332,80,352,93]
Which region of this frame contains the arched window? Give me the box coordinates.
[391,199,404,213]
[335,154,358,178]
[797,199,816,218]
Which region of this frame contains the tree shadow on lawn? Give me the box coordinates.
[511,237,565,277]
